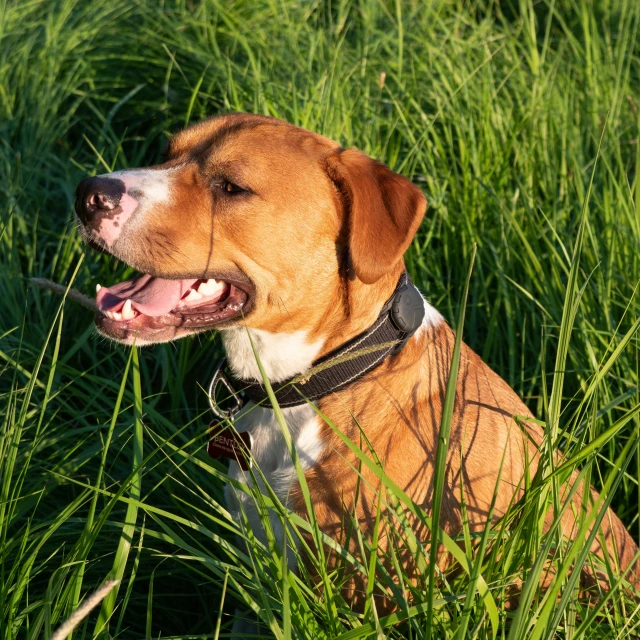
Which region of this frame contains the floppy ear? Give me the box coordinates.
[327,148,427,284]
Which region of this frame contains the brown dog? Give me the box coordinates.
[75,113,639,622]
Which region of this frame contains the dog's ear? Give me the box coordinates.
[327,148,426,284]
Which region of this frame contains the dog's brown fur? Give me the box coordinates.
[91,113,640,603]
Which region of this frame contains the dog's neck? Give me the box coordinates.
[220,294,444,385]
[220,327,325,383]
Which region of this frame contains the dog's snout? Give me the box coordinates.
[74,169,167,248]
[75,177,125,225]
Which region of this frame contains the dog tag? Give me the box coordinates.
[207,421,252,470]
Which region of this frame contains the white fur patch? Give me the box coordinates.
[224,402,324,565]
[414,295,444,339]
[221,327,324,383]
[107,167,175,205]
[220,327,325,566]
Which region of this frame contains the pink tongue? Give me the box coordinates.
[96,274,198,317]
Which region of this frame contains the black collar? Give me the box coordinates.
[208,271,425,416]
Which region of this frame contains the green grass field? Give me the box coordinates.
[2,0,640,637]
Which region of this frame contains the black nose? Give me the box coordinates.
[75,177,125,225]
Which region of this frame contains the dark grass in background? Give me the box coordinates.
[1,0,640,637]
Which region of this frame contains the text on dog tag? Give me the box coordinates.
[207,421,252,471]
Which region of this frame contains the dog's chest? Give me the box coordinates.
[224,403,325,554]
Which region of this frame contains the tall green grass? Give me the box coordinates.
[2,0,640,637]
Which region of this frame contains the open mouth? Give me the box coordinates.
[95,273,251,344]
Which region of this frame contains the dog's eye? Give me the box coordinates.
[222,180,244,194]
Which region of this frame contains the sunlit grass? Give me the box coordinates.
[2,0,640,637]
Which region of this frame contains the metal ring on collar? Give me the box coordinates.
[207,358,244,420]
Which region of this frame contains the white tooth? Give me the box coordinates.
[201,279,225,296]
[105,311,114,319]
[112,311,122,321]
[122,299,134,319]
[184,289,203,302]
[96,284,102,293]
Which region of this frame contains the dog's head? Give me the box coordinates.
[75,114,426,346]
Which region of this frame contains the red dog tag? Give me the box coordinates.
[207,421,252,470]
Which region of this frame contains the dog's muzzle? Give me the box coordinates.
[75,176,125,224]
